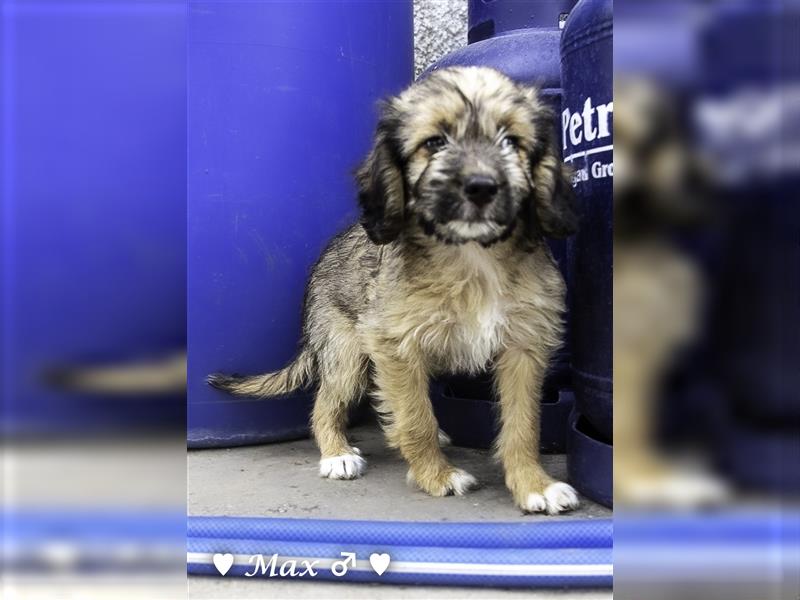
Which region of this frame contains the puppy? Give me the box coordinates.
[209,67,580,514]
[614,78,727,507]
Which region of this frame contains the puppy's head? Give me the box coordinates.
[614,78,713,239]
[356,66,577,246]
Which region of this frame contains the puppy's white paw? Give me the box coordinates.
[319,452,366,480]
[406,467,478,496]
[524,482,580,515]
[544,481,580,514]
[523,492,548,513]
[448,468,478,495]
[437,429,452,447]
[623,471,729,508]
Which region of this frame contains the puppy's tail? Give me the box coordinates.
[206,349,315,398]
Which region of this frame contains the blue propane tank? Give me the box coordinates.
[697,2,800,493]
[2,1,186,435]
[428,0,577,115]
[425,0,579,453]
[187,2,413,447]
[561,0,613,507]
[468,0,575,43]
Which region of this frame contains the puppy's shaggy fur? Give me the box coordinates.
[209,67,580,514]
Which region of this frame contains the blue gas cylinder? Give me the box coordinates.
[561,0,613,506]
[187,1,413,447]
[468,0,575,43]
[429,0,577,110]
[697,1,800,493]
[425,0,579,453]
[561,0,613,439]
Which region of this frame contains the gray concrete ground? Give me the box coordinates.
[188,421,612,599]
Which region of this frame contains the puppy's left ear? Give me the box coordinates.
[522,89,579,240]
[529,149,579,239]
[355,101,406,245]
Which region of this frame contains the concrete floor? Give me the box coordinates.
[188,421,612,599]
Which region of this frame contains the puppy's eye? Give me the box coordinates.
[501,135,519,149]
[424,136,447,151]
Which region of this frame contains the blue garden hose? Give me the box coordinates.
[186,516,613,588]
[188,516,612,548]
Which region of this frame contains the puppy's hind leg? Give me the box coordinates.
[313,343,369,481]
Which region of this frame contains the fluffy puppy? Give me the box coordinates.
[209,67,580,514]
[614,78,727,507]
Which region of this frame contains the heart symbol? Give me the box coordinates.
[213,553,234,576]
[369,552,391,576]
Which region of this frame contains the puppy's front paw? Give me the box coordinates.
[408,467,478,497]
[520,481,580,515]
[319,448,366,480]
[617,469,729,508]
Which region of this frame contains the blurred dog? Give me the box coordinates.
[209,67,579,514]
[614,78,727,507]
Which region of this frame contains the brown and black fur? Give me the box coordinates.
[209,67,580,514]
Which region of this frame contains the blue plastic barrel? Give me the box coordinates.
[560,0,613,502]
[187,1,413,447]
[2,0,186,434]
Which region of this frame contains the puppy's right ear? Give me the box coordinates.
[356,103,406,245]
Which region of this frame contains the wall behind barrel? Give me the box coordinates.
[414,0,467,77]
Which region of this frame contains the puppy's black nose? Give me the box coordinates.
[464,175,498,206]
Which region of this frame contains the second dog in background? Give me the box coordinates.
[210,67,579,515]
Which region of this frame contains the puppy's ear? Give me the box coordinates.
[522,89,579,240]
[529,148,579,239]
[356,103,406,245]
